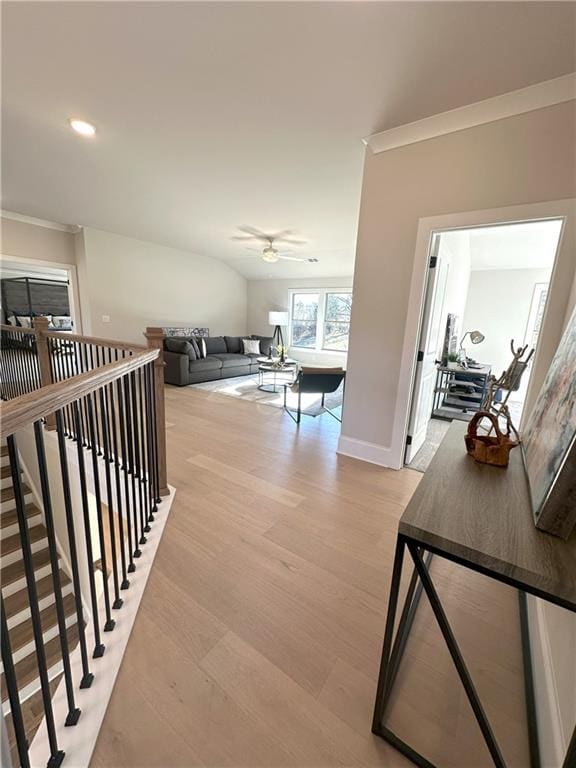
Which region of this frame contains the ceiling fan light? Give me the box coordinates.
[262,247,279,263]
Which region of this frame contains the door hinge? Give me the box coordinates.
[406,435,413,446]
[429,255,438,268]
[417,350,424,362]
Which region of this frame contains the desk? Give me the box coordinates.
[372,423,576,768]
[432,364,491,421]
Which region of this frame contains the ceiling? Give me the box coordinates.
[441,219,564,271]
[2,2,575,280]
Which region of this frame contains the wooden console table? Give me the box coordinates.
[372,423,576,768]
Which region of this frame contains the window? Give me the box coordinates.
[323,293,352,351]
[291,293,319,348]
[290,289,352,352]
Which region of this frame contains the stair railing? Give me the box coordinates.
[0,346,164,767]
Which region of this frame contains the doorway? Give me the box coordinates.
[405,218,564,472]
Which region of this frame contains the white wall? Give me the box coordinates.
[79,227,248,344]
[436,230,472,350]
[341,100,576,461]
[247,276,353,367]
[462,267,551,377]
[1,216,76,264]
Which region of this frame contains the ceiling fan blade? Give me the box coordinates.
[231,235,261,241]
[275,237,307,246]
[278,255,306,262]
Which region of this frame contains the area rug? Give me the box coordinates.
[191,373,343,417]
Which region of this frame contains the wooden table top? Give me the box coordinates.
[400,422,576,610]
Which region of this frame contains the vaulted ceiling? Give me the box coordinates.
[2,2,575,279]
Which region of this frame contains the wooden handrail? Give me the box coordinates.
[0,323,37,336]
[1,349,159,439]
[44,330,147,352]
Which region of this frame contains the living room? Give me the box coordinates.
[1,3,576,768]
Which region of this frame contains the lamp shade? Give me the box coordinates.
[268,311,288,326]
[469,330,485,344]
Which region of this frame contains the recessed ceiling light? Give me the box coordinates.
[69,118,96,137]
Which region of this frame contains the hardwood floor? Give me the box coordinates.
[91,386,528,767]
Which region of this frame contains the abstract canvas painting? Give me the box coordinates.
[522,304,576,539]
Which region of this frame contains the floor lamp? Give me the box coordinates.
[269,311,288,348]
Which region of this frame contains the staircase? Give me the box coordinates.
[1,445,80,760]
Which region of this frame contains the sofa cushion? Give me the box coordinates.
[189,357,222,372]
[212,353,251,368]
[165,337,196,359]
[205,336,227,355]
[224,336,243,354]
[251,335,276,356]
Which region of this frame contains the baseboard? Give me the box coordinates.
[526,596,567,767]
[337,434,401,469]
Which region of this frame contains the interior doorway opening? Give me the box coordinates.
[405,218,563,472]
[0,258,77,331]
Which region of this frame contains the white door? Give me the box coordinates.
[405,236,450,463]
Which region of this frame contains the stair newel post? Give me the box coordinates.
[6,433,65,768]
[144,327,169,499]
[33,316,56,430]
[1,596,31,768]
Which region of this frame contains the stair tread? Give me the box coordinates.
[0,503,42,529]
[0,464,21,480]
[9,592,77,653]
[1,624,80,703]
[1,483,31,503]
[1,524,47,556]
[4,675,63,759]
[1,547,52,587]
[4,571,71,620]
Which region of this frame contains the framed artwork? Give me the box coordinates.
[163,327,209,338]
[522,304,576,539]
[441,313,458,365]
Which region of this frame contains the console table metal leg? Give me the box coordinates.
[407,542,507,768]
[372,535,406,734]
[518,591,541,768]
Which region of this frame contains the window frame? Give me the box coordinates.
[289,288,352,353]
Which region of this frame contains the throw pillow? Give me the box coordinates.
[165,338,196,360]
[16,315,32,328]
[251,335,276,356]
[195,338,207,358]
[189,337,201,358]
[242,338,261,355]
[52,315,72,329]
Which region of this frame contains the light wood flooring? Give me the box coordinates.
[91,386,529,767]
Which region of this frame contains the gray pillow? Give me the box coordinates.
[190,337,201,358]
[252,335,276,356]
[165,338,196,360]
[205,336,227,355]
[224,336,242,354]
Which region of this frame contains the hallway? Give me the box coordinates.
[91,386,528,767]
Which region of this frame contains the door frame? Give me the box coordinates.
[392,199,575,470]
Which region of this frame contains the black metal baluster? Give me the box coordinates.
[33,421,81,726]
[144,363,156,522]
[80,343,92,448]
[117,376,136,572]
[92,347,103,454]
[72,401,105,657]
[74,342,88,446]
[63,340,77,440]
[137,367,151,532]
[149,358,162,506]
[109,376,130,588]
[124,372,142,558]
[7,434,65,768]
[1,596,31,768]
[98,387,123,609]
[86,395,115,631]
[130,371,146,545]
[55,410,93,687]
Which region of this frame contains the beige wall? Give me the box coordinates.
[79,227,247,344]
[342,101,576,454]
[247,276,353,366]
[1,216,76,264]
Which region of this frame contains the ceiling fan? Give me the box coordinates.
[231,227,319,264]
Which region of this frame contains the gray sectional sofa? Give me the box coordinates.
[163,334,276,386]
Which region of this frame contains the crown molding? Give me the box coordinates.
[1,209,80,233]
[365,73,576,154]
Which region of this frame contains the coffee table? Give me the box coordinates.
[257,360,298,393]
